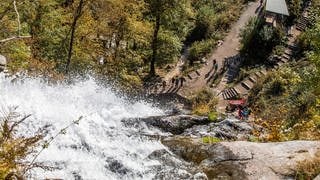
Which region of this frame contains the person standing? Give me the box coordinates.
[171,77,175,86]
[180,77,186,86]
[175,76,180,87]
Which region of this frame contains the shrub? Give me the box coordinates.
[188,39,216,62]
[0,107,48,179]
[240,17,260,52]
[295,151,320,180]
[191,89,214,106]
[191,89,218,115]
[272,45,286,56]
[0,107,83,179]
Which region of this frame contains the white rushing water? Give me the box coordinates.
[0,74,173,179]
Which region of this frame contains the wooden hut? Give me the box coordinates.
[265,0,289,27]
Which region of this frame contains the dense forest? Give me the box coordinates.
[0,0,251,90]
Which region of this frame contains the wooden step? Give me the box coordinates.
[195,70,201,76]
[225,90,232,99]
[248,76,256,83]
[282,54,290,60]
[234,84,249,95]
[296,25,306,31]
[222,91,227,100]
[260,69,267,76]
[280,58,288,63]
[241,82,251,90]
[255,71,263,78]
[277,61,284,67]
[244,79,254,88]
[284,49,292,56]
[230,88,239,96]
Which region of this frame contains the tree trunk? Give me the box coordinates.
[150,13,160,76]
[65,0,84,74]
[30,4,43,60]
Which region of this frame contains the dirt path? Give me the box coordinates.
[164,47,189,82]
[177,1,262,97]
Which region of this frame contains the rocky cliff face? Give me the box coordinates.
[162,137,320,179]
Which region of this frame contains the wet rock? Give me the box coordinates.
[182,118,254,140]
[140,115,210,135]
[106,159,130,175]
[72,172,83,180]
[146,93,192,113]
[148,149,208,180]
[0,55,6,72]
[162,136,320,179]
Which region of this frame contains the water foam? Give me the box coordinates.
[0,74,167,179]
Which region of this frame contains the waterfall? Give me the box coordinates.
[0,74,180,179]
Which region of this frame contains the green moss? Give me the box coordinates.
[208,111,218,122]
[248,136,259,142]
[202,136,221,144]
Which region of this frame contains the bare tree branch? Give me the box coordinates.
[13,0,21,36]
[0,1,31,44]
[0,35,31,43]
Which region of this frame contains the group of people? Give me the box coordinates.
[171,76,186,88]
[238,106,251,120]
[146,76,187,94]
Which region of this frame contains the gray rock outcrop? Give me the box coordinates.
[162,137,320,179]
[182,118,256,140]
[138,115,210,135]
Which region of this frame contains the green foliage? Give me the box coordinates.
[272,45,286,56]
[249,63,320,140]
[186,0,246,65]
[240,17,260,52]
[188,39,216,62]
[240,17,284,65]
[156,31,182,66]
[0,0,252,87]
[202,136,221,144]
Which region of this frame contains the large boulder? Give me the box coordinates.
[137,115,210,135]
[162,137,320,179]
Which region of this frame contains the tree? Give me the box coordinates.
[145,0,191,76]
[65,0,85,73]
